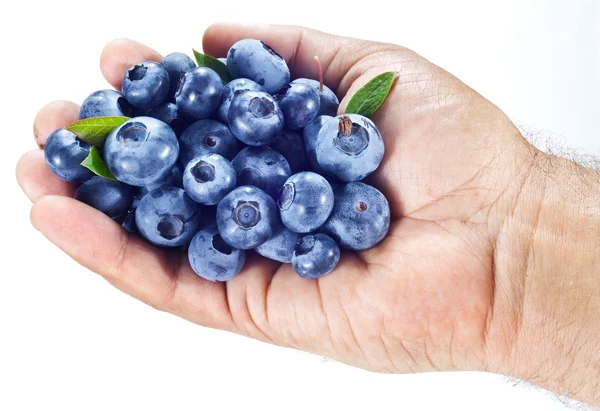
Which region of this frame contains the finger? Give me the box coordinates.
[33,100,80,148]
[16,150,75,202]
[100,39,163,90]
[202,23,406,96]
[30,195,237,332]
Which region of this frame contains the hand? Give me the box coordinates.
[17,24,600,406]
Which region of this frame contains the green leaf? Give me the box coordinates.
[193,48,231,85]
[345,72,398,117]
[80,146,117,180]
[66,116,130,145]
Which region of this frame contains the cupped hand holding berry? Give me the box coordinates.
[16,24,600,406]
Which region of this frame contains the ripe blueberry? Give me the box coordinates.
[314,114,385,182]
[276,82,320,130]
[175,67,223,120]
[217,78,265,123]
[227,90,284,146]
[44,128,93,183]
[183,153,236,205]
[74,176,134,219]
[323,182,390,250]
[216,186,277,250]
[160,52,196,100]
[122,61,170,110]
[179,119,239,166]
[269,130,309,174]
[255,222,302,263]
[188,225,246,282]
[104,116,179,187]
[291,234,340,279]
[278,172,334,233]
[292,78,340,116]
[135,186,201,247]
[147,102,191,137]
[79,89,134,119]
[232,146,291,199]
[227,39,290,94]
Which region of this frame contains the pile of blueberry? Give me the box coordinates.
[44,39,390,281]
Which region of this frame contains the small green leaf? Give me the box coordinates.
[81,146,117,180]
[193,48,231,85]
[345,72,398,117]
[66,116,130,145]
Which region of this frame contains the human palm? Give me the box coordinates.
[18,24,532,375]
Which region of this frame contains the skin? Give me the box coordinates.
[15,24,600,406]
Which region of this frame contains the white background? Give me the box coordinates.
[1,0,599,410]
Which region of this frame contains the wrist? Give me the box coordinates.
[495,149,600,405]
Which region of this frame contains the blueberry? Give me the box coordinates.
[232,146,291,199]
[147,102,191,137]
[292,78,339,116]
[179,119,239,165]
[74,176,134,219]
[160,52,196,99]
[303,115,334,173]
[276,82,320,130]
[135,186,201,247]
[314,114,385,182]
[175,67,223,120]
[188,225,246,282]
[278,172,334,233]
[104,116,179,187]
[255,222,302,263]
[323,182,390,250]
[217,78,265,123]
[216,186,277,249]
[291,234,340,279]
[122,61,170,110]
[44,129,93,183]
[135,163,183,197]
[227,90,283,146]
[79,89,134,119]
[269,130,308,174]
[227,39,290,94]
[217,57,228,65]
[183,154,236,205]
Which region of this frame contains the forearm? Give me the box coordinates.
[499,149,600,405]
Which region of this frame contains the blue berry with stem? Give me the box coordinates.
[313,114,385,182]
[276,82,320,130]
